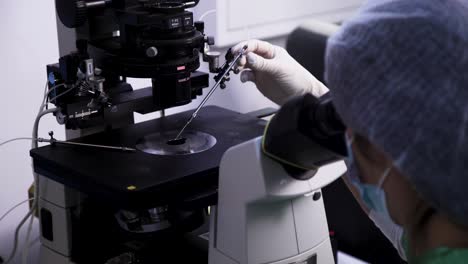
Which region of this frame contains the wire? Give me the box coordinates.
[4,106,57,264]
[3,81,64,264]
[42,82,48,103]
[21,213,35,264]
[19,84,68,264]
[45,83,66,107]
[46,83,65,97]
[47,85,75,106]
[24,108,56,264]
[4,208,33,264]
[0,198,34,223]
[2,82,46,264]
[40,81,50,112]
[198,9,216,21]
[19,235,40,263]
[38,81,60,111]
[39,83,70,111]
[7,83,76,264]
[0,138,35,148]
[32,108,57,149]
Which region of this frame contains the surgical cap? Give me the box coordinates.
[326,0,468,226]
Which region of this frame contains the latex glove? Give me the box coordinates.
[232,39,329,105]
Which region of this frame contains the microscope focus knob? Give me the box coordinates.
[56,0,88,28]
[194,21,205,33]
[206,36,215,46]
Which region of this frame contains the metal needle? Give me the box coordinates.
[172,45,248,141]
[38,138,136,152]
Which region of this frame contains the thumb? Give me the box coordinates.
[240,70,256,83]
[245,52,276,73]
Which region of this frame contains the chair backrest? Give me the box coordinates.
[286,21,340,84]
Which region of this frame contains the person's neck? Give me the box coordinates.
[408,207,468,258]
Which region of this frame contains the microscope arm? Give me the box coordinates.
[209,135,347,264]
[209,94,349,264]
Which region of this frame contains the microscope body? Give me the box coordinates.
[37,1,215,263]
[209,137,346,264]
[33,1,349,263]
[48,0,216,137]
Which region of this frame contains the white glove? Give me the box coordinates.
[232,39,329,105]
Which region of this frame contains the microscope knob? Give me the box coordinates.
[146,47,159,58]
[194,21,205,33]
[56,0,88,28]
[206,36,215,46]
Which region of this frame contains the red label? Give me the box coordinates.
[177,66,186,71]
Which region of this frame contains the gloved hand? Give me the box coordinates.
[232,39,329,105]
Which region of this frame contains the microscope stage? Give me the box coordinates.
[30,106,266,209]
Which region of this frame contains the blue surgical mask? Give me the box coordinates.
[345,135,407,260]
[345,135,392,214]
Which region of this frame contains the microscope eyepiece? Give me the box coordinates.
[262,93,347,178]
[311,93,346,139]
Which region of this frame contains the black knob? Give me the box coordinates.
[56,0,88,28]
[313,192,322,201]
[194,21,205,33]
[206,36,215,46]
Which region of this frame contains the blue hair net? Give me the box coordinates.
[326,0,468,226]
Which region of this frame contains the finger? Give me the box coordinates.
[236,54,248,69]
[232,40,276,59]
[240,70,256,83]
[245,52,276,72]
[234,51,255,71]
[232,41,249,54]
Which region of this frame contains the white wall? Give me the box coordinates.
[199,0,363,47]
[0,0,61,262]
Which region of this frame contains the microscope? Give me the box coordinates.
[30,0,347,263]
